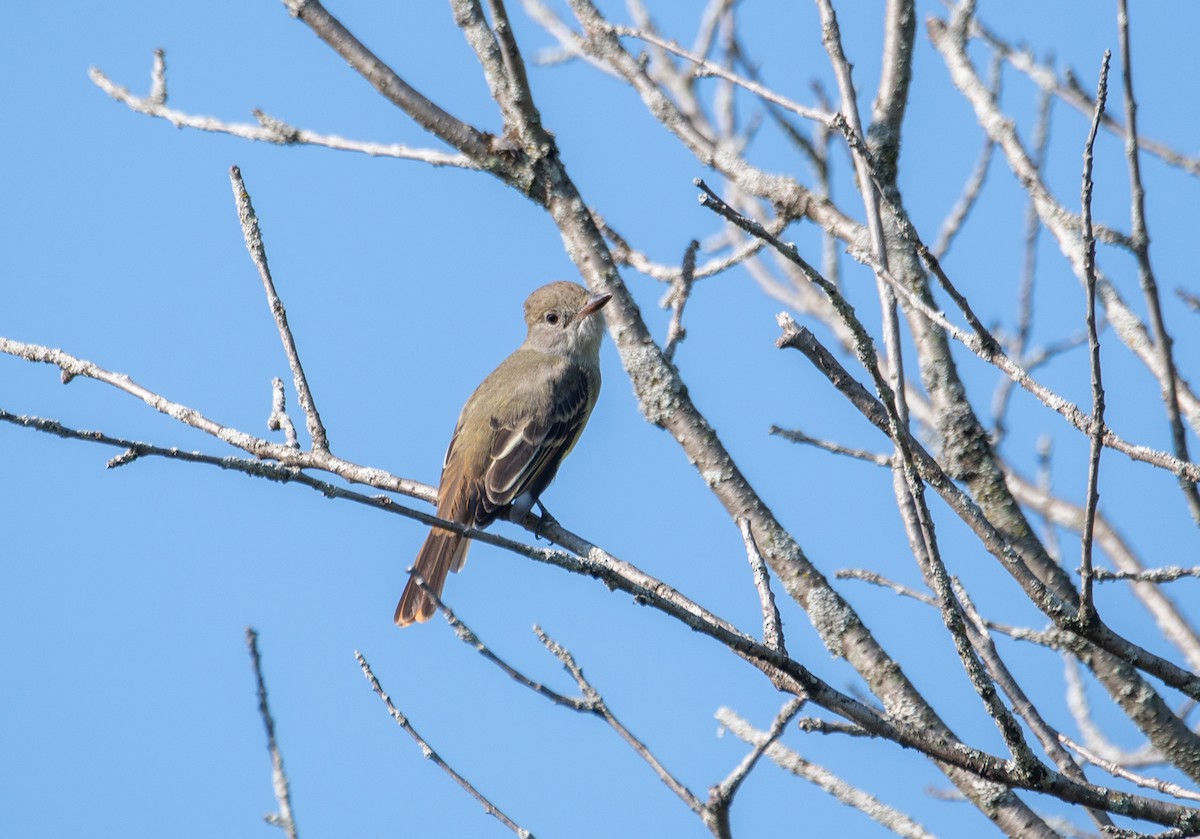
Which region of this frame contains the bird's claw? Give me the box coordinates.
[534,501,558,540]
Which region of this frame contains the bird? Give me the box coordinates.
[394,281,611,626]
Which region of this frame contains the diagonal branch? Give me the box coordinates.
[246,629,301,839]
[705,698,805,837]
[356,651,535,838]
[534,627,707,819]
[970,17,1200,178]
[1116,0,1200,524]
[230,166,329,453]
[773,319,1200,705]
[281,0,499,164]
[737,517,786,654]
[930,8,1200,437]
[716,706,938,839]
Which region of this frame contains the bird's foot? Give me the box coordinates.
[533,501,558,540]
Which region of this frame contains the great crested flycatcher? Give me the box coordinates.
[395,281,611,626]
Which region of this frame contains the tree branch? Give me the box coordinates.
[246,629,301,839]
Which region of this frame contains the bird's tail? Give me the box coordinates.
[394,529,471,626]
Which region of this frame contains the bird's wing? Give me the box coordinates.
[480,364,597,520]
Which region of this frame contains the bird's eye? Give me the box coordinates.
[545,312,560,325]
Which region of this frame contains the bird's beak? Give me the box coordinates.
[579,292,612,318]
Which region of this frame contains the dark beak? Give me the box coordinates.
[579,292,612,318]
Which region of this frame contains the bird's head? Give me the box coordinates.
[523,281,611,359]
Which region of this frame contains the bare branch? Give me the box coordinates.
[1077,51,1111,624]
[954,583,1114,830]
[484,0,540,132]
[356,651,534,838]
[1061,734,1200,803]
[662,239,699,361]
[231,166,329,453]
[971,17,1200,178]
[773,319,1200,705]
[246,629,300,839]
[596,212,776,284]
[404,575,591,711]
[1116,0,1200,524]
[706,698,805,836]
[1006,468,1200,673]
[930,10,1200,436]
[697,178,1200,484]
[534,627,706,816]
[267,377,300,450]
[933,50,1000,259]
[814,0,907,432]
[89,60,476,168]
[0,339,434,501]
[736,517,786,654]
[606,23,835,124]
[992,75,1054,443]
[1093,567,1200,585]
[716,707,938,839]
[769,426,892,467]
[281,0,498,164]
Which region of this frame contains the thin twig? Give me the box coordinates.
[88,60,476,168]
[1077,52,1110,624]
[605,23,834,124]
[716,707,938,839]
[230,166,330,453]
[931,12,1200,437]
[705,697,805,835]
[970,17,1200,178]
[1060,734,1200,803]
[1093,567,1200,585]
[772,320,1200,703]
[953,583,1114,828]
[768,426,892,467]
[149,48,167,105]
[534,626,706,815]
[0,339,433,500]
[407,576,590,711]
[597,212,775,284]
[1116,0,1200,524]
[795,718,872,737]
[246,628,300,839]
[712,177,1200,483]
[268,377,300,449]
[933,50,1001,259]
[356,651,535,838]
[663,239,699,361]
[993,72,1053,443]
[837,569,935,607]
[838,568,1048,646]
[736,518,786,654]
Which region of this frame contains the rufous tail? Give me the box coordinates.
[395,529,466,626]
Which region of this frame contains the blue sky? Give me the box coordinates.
[4,2,1200,837]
